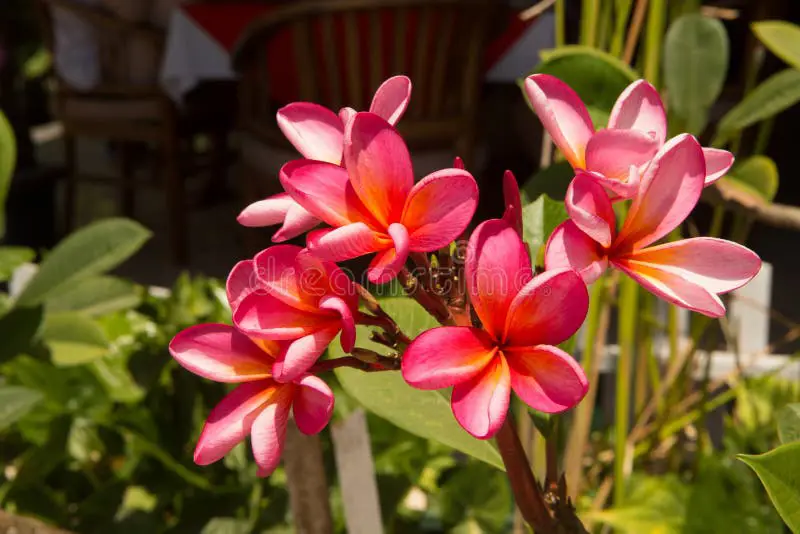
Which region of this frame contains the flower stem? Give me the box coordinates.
[398,267,454,326]
[614,276,638,506]
[311,356,399,374]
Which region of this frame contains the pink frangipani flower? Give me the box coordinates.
[402,219,589,439]
[545,134,761,318]
[237,76,413,241]
[524,74,734,198]
[230,245,358,383]
[169,324,334,477]
[280,112,478,284]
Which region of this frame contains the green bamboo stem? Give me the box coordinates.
[581,0,600,47]
[753,117,775,155]
[643,0,666,87]
[709,205,726,238]
[555,0,566,47]
[614,276,638,506]
[597,0,614,51]
[610,0,634,58]
[634,292,655,415]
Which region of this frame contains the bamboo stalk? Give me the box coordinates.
[614,277,638,505]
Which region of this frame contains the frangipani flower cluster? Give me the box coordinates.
[169,73,761,477]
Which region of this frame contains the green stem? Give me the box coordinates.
[753,117,775,155]
[610,0,634,57]
[614,276,638,506]
[709,205,726,238]
[597,0,614,51]
[581,0,600,47]
[643,0,666,87]
[634,292,655,415]
[555,0,566,47]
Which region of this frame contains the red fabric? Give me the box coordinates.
[183,3,536,104]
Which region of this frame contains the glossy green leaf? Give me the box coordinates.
[0,246,35,282]
[721,156,779,204]
[522,194,568,264]
[46,275,141,316]
[333,298,505,471]
[664,15,729,134]
[0,110,17,239]
[0,385,43,432]
[739,442,800,533]
[16,218,151,307]
[520,161,574,203]
[778,404,800,445]
[42,312,109,366]
[715,69,800,145]
[532,45,638,114]
[201,518,250,534]
[753,21,800,70]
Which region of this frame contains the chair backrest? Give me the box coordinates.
[232,0,498,149]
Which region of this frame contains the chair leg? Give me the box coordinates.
[120,143,136,218]
[164,135,188,265]
[63,134,77,232]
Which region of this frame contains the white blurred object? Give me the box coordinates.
[52,0,103,90]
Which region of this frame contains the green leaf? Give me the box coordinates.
[664,14,729,134]
[739,442,800,533]
[522,194,568,264]
[46,275,141,316]
[520,161,574,203]
[200,518,250,534]
[0,305,43,363]
[0,246,35,282]
[89,356,144,404]
[778,404,800,444]
[0,110,17,239]
[753,21,800,70]
[16,218,151,307]
[439,461,512,531]
[715,69,800,145]
[332,298,505,471]
[721,156,779,204]
[41,312,109,366]
[530,46,637,117]
[0,385,43,431]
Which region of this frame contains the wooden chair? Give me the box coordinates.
[36,0,230,264]
[230,0,498,247]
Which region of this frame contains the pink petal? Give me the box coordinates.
[453,156,465,170]
[616,134,706,251]
[583,166,641,200]
[504,269,589,347]
[227,259,257,314]
[402,326,497,389]
[306,222,389,262]
[279,159,378,228]
[365,223,410,284]
[272,202,321,242]
[523,74,594,169]
[250,390,293,477]
[584,128,659,185]
[502,171,523,236]
[319,295,356,352]
[612,256,725,317]
[614,237,761,295]
[253,245,320,312]
[170,324,274,382]
[401,169,479,251]
[451,355,511,439]
[703,147,734,185]
[505,345,588,413]
[233,293,338,341]
[339,106,356,126]
[608,80,667,146]
[369,75,412,125]
[466,219,532,340]
[293,375,335,435]
[272,327,340,383]
[237,193,292,228]
[276,102,344,164]
[295,251,359,311]
[344,112,414,227]
[194,380,274,465]
[545,221,609,285]
[566,173,616,248]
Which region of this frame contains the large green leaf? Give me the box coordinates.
[522,194,568,264]
[664,14,729,134]
[739,442,800,533]
[46,276,141,317]
[721,156,779,204]
[0,110,17,239]
[778,404,800,445]
[0,385,43,432]
[0,246,35,282]
[753,21,800,70]
[15,218,151,307]
[41,312,109,366]
[531,45,638,117]
[332,298,505,471]
[715,69,800,145]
